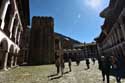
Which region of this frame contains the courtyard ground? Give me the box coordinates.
[0,60,125,83]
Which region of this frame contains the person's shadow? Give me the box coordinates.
[48,73,58,77]
[84,68,89,70]
[50,75,62,80]
[64,71,70,74]
[48,71,70,80]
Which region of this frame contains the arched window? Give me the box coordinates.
[3,4,12,36]
[7,45,14,68]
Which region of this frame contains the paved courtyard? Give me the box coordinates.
[0,60,125,83]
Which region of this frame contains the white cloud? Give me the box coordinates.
[84,0,102,9]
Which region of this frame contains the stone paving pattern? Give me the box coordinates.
[0,60,125,83]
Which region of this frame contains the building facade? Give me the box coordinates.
[63,49,83,61]
[0,0,30,70]
[74,42,98,59]
[54,33,82,61]
[95,0,125,69]
[29,16,54,65]
[19,27,30,65]
[54,32,81,49]
[63,42,98,61]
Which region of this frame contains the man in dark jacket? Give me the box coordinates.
[99,56,111,83]
[55,52,60,74]
[68,54,72,72]
[86,59,90,69]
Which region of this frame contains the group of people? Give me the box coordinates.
[54,51,96,76]
[55,52,72,76]
[55,52,124,83]
[98,55,123,83]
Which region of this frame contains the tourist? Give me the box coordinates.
[55,52,60,74]
[86,58,90,69]
[92,58,96,65]
[111,55,122,83]
[76,53,80,66]
[68,57,72,72]
[99,56,106,82]
[60,54,65,76]
[99,56,111,83]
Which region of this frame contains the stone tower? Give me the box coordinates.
[29,16,54,65]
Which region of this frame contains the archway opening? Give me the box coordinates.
[0,39,8,69]
[7,45,14,68]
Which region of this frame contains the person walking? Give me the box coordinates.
[60,54,65,76]
[68,56,72,72]
[99,56,111,83]
[104,56,111,83]
[76,54,80,66]
[55,52,60,75]
[92,58,96,65]
[111,55,122,83]
[86,59,90,69]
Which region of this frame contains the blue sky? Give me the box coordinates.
[30,0,109,43]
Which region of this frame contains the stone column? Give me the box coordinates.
[112,30,115,45]
[120,24,125,40]
[110,35,113,46]
[59,40,62,50]
[59,39,62,58]
[17,30,21,45]
[10,54,14,67]
[11,19,19,42]
[111,31,114,45]
[117,27,121,43]
[14,23,19,43]
[3,50,9,70]
[9,13,16,38]
[14,54,18,66]
[113,29,117,45]
[0,0,10,30]
[0,49,4,69]
[108,36,112,47]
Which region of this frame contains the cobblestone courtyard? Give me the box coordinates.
[0,60,125,83]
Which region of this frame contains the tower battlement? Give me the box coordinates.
[32,16,54,26]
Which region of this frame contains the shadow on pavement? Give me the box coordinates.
[64,71,70,74]
[84,68,89,70]
[48,73,58,77]
[50,75,62,80]
[48,71,70,80]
